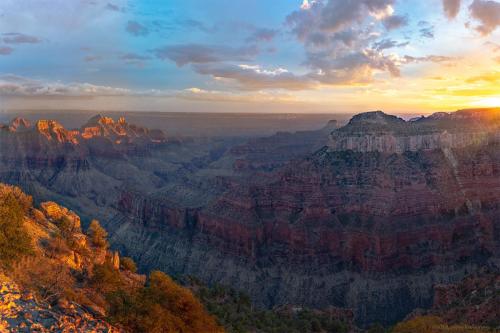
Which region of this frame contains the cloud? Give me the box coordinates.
[105,3,125,12]
[192,63,315,90]
[191,50,412,90]
[309,49,402,83]
[246,28,278,42]
[119,53,150,61]
[2,33,41,44]
[416,20,435,38]
[84,55,102,62]
[0,47,13,55]
[469,0,500,35]
[0,74,133,97]
[287,0,396,39]
[153,44,259,66]
[486,41,500,62]
[284,0,410,86]
[177,19,215,33]
[0,74,304,106]
[466,71,500,83]
[119,53,150,67]
[420,26,435,38]
[176,87,301,104]
[484,41,500,51]
[373,39,409,50]
[126,20,149,36]
[443,0,461,19]
[403,55,456,63]
[382,15,408,30]
[300,0,314,10]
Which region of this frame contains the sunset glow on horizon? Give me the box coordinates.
[0,0,499,114]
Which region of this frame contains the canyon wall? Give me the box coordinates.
[1,110,499,326]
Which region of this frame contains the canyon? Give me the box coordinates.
[0,109,499,326]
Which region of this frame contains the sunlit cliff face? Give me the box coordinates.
[0,0,498,113]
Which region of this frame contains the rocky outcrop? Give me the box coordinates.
[81,115,166,144]
[36,120,80,144]
[0,274,121,332]
[39,201,81,229]
[0,115,167,147]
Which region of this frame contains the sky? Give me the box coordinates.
[0,0,499,114]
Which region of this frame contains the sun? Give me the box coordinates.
[472,97,500,108]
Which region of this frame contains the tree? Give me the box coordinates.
[107,271,223,333]
[87,219,108,248]
[91,262,122,293]
[0,189,33,264]
[120,257,137,273]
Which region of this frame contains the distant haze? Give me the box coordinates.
[0,110,364,137]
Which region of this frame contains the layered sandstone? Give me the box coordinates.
[329,110,500,153]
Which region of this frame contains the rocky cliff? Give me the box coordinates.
[329,110,500,153]
[0,115,167,146]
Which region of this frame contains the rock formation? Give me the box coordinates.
[329,110,500,153]
[0,274,121,332]
[0,114,167,146]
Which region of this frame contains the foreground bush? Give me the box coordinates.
[0,185,33,264]
[107,271,222,333]
[392,316,493,333]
